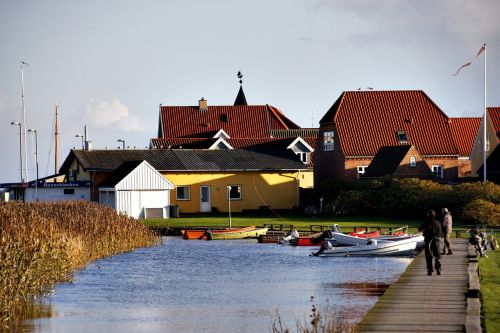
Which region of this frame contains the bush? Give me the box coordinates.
[461,199,500,225]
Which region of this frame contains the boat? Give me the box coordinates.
[207,227,269,240]
[327,224,409,246]
[181,226,256,240]
[311,234,424,257]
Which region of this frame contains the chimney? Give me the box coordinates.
[199,97,208,111]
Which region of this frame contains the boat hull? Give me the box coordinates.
[182,226,256,240]
[317,235,424,257]
[208,227,269,240]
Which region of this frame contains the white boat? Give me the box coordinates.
[327,224,411,247]
[311,234,424,257]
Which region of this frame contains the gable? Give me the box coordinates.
[363,145,432,178]
[100,160,174,190]
[320,90,458,157]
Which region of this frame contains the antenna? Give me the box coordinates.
[54,105,59,174]
[237,71,243,85]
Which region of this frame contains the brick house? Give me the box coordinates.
[315,90,460,183]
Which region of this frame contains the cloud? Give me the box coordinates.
[82,98,146,132]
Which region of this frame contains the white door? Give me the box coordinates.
[200,186,211,212]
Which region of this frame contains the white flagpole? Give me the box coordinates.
[483,44,487,182]
[20,61,29,184]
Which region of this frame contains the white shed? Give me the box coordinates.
[98,160,174,219]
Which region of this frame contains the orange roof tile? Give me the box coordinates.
[449,117,481,156]
[488,107,500,138]
[320,90,458,157]
[159,104,299,138]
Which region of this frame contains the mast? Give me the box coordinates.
[483,44,487,182]
[54,105,59,175]
[20,61,29,183]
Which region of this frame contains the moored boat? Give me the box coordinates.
[207,227,269,240]
[312,234,424,257]
[328,224,409,246]
[181,226,256,240]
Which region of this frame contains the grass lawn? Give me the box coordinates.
[479,251,500,333]
[143,212,422,233]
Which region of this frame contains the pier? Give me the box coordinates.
[357,238,481,333]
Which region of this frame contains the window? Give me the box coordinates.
[64,188,75,195]
[410,156,416,167]
[323,131,334,151]
[432,165,444,179]
[357,165,368,178]
[297,152,309,164]
[176,186,191,200]
[227,185,242,200]
[396,131,408,144]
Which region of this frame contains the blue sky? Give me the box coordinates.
[1,0,499,183]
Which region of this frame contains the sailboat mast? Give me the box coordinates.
[20,61,29,183]
[54,105,59,175]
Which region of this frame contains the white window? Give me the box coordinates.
[228,185,242,200]
[357,165,368,178]
[323,131,334,151]
[176,186,191,200]
[432,165,444,179]
[410,156,416,167]
[297,152,309,164]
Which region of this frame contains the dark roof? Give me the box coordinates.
[320,90,458,157]
[158,104,299,138]
[60,149,306,173]
[99,160,144,187]
[362,145,413,178]
[234,86,248,106]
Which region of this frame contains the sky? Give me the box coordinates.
[1,0,499,184]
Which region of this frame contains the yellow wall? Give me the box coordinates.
[164,171,300,213]
[298,170,314,188]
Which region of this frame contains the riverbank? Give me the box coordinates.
[0,201,159,327]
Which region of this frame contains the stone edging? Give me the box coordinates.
[465,244,481,333]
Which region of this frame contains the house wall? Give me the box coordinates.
[470,116,499,176]
[164,171,300,213]
[114,190,170,219]
[25,187,90,202]
[393,148,433,178]
[457,158,473,178]
[423,157,458,181]
[314,124,346,183]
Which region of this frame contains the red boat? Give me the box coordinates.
[348,230,381,238]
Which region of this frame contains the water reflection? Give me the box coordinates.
[23,237,412,333]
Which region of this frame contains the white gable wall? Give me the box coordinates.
[115,190,170,219]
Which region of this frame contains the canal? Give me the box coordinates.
[24,237,412,333]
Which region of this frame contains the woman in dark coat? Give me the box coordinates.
[418,210,444,275]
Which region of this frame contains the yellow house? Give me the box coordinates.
[59,148,307,214]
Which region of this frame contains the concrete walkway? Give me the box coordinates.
[357,238,481,333]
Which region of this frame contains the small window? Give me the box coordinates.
[357,165,368,178]
[64,188,75,195]
[176,186,191,200]
[227,185,242,200]
[297,152,308,164]
[432,165,444,179]
[396,131,408,143]
[323,131,334,151]
[410,156,416,167]
[220,114,228,122]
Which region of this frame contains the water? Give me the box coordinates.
[25,237,412,333]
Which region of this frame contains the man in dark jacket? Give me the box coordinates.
[418,210,444,275]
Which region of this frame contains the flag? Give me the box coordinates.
[453,62,472,76]
[476,44,486,58]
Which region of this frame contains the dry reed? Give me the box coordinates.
[0,201,158,324]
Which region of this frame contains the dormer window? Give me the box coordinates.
[396,131,408,144]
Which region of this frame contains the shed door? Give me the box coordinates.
[200,186,211,213]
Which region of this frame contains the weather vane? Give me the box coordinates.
[237,71,243,85]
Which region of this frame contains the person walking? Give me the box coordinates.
[418,210,444,275]
[441,207,453,255]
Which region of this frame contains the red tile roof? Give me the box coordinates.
[150,137,318,150]
[488,107,500,138]
[320,90,458,157]
[158,104,300,138]
[449,117,481,156]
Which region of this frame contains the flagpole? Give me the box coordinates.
[483,44,487,182]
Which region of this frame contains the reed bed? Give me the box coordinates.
[0,201,158,324]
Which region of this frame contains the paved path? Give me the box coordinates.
[357,238,480,333]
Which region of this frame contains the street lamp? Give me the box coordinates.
[75,134,84,149]
[227,186,232,229]
[117,139,125,150]
[27,129,38,201]
[10,121,22,183]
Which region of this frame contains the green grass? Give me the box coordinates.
[479,251,500,333]
[143,213,422,233]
